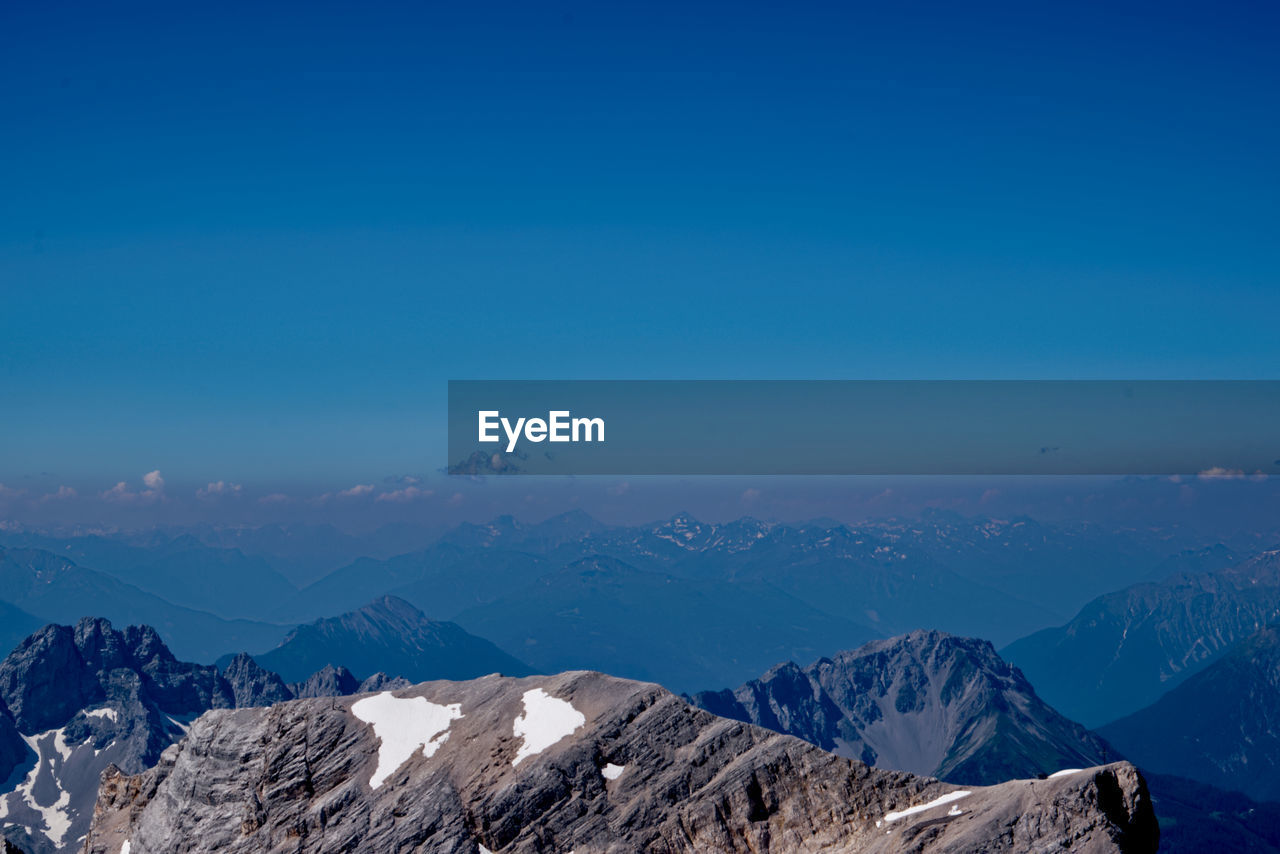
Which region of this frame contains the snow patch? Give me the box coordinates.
[85,707,118,723]
[601,763,625,780]
[351,692,463,789]
[121,842,131,854]
[879,790,972,825]
[14,727,76,846]
[478,847,492,854]
[512,688,585,766]
[1048,768,1086,778]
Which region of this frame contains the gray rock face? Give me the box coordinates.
[356,672,412,693]
[84,671,1158,854]
[288,663,360,698]
[691,629,1115,785]
[0,618,238,853]
[0,698,29,787]
[221,653,293,707]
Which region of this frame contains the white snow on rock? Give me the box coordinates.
[879,790,972,825]
[85,707,118,723]
[121,842,131,854]
[1048,768,1086,778]
[351,692,464,789]
[511,688,585,766]
[601,763,626,781]
[13,727,75,846]
[478,846,492,854]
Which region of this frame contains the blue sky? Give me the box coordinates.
[1,0,1278,510]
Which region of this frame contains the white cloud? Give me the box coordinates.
[40,486,77,502]
[257,493,291,505]
[1198,467,1246,480]
[103,471,166,503]
[197,481,243,500]
[339,483,375,498]
[376,486,433,503]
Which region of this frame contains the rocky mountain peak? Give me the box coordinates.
[691,630,1114,785]
[84,671,1158,854]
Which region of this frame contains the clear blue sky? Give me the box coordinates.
[2,0,1278,494]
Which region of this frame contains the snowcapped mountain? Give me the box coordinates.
[0,619,404,853]
[689,629,1115,784]
[83,671,1159,854]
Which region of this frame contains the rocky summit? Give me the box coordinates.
[691,629,1115,785]
[85,671,1158,854]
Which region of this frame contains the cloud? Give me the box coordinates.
[197,481,243,500]
[376,486,433,503]
[606,481,631,496]
[103,471,166,503]
[0,483,23,499]
[257,493,292,505]
[448,491,465,506]
[1198,467,1246,480]
[338,483,375,498]
[40,485,77,502]
[741,488,762,503]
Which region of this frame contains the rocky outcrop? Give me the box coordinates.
[84,671,1158,854]
[691,629,1115,784]
[220,653,293,707]
[287,663,360,698]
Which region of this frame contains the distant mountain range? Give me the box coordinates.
[1099,624,1280,802]
[269,510,1210,649]
[1004,550,1280,726]
[453,554,876,692]
[0,547,286,663]
[689,630,1115,785]
[243,596,532,683]
[83,671,1159,854]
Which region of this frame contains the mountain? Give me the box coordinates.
[0,533,299,621]
[250,596,533,684]
[83,671,1159,853]
[1098,624,1280,801]
[286,511,1191,652]
[288,664,360,698]
[221,653,293,707]
[0,618,395,854]
[0,547,288,664]
[690,630,1115,785]
[1143,773,1280,854]
[1003,549,1280,726]
[454,555,877,692]
[282,543,550,623]
[0,618,236,853]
